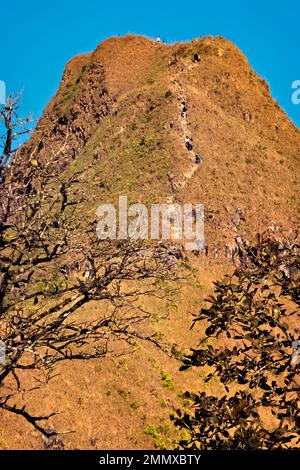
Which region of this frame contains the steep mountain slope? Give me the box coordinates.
[25,34,300,253]
[1,34,299,450]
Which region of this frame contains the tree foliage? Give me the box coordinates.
[173,233,300,449]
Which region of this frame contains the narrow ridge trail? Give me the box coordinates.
[167,63,202,204]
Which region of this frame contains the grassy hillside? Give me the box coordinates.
[1,34,299,449]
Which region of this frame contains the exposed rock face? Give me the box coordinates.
[25,59,112,169]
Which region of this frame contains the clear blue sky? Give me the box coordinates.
[1,0,299,128]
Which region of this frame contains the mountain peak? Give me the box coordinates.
[23,34,299,253]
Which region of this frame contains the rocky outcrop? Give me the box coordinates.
[24,60,112,170]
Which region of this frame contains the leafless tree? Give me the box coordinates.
[0,92,32,177]
[0,96,180,439]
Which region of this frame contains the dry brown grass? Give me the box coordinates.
[1,34,299,449]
